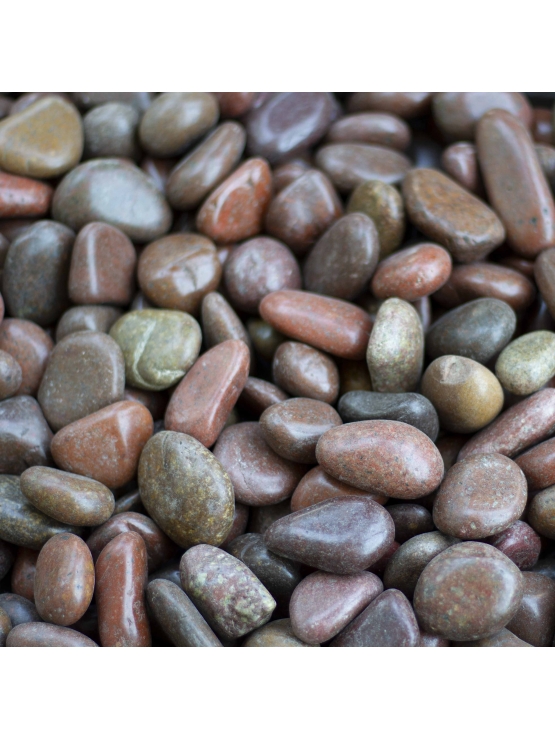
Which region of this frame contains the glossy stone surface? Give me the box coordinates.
[0,322,47,394]
[506,572,555,647]
[272,159,311,192]
[96,531,151,647]
[414,541,523,641]
[426,298,516,364]
[246,318,285,361]
[291,466,387,512]
[72,92,153,111]
[0,172,53,218]
[441,142,483,194]
[110,309,201,392]
[265,496,394,574]
[383,531,457,599]
[486,521,541,570]
[0,593,40,626]
[477,109,555,257]
[528,485,555,539]
[515,437,555,491]
[433,92,532,140]
[260,289,372,360]
[330,589,420,647]
[316,420,444,498]
[402,168,505,262]
[56,305,122,341]
[201,292,252,355]
[180,544,276,640]
[0,350,22,400]
[20,466,114,527]
[327,112,411,150]
[52,159,172,242]
[239,377,289,415]
[348,92,433,118]
[387,503,434,544]
[38,331,125,431]
[51,400,153,488]
[338,391,439,441]
[10,547,37,601]
[536,248,555,320]
[139,431,234,548]
[347,180,405,258]
[165,340,250,448]
[496,331,555,395]
[0,396,52,474]
[290,570,383,645]
[315,143,411,193]
[272,341,339,404]
[366,298,423,393]
[82,102,139,159]
[371,243,452,301]
[243,618,315,647]
[6,622,98,647]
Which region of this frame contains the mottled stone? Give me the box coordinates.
[239,377,288,416]
[433,92,532,140]
[516,437,555,491]
[0,396,52,474]
[273,341,339,404]
[315,143,411,193]
[506,572,555,647]
[0,172,53,218]
[83,102,140,159]
[6,621,98,647]
[528,485,555,539]
[414,541,523,641]
[441,142,483,194]
[291,466,387,512]
[0,350,22,400]
[10,547,37,601]
[371,243,452,301]
[316,420,444,499]
[347,92,432,119]
[347,180,405,258]
[387,503,434,544]
[496,331,555,395]
[56,305,122,342]
[326,112,411,150]
[486,521,541,570]
[367,298,423,393]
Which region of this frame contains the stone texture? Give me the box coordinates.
[72,92,153,112]
[371,243,452,301]
[10,547,37,601]
[272,159,311,192]
[496,331,555,395]
[83,102,139,159]
[0,172,53,218]
[347,92,432,119]
[315,143,411,192]
[0,593,40,626]
[515,437,555,491]
[0,350,22,400]
[456,629,531,647]
[291,466,387,511]
[338,391,439,440]
[433,92,532,140]
[239,377,289,416]
[441,142,483,194]
[528,485,555,539]
[347,180,405,258]
[6,622,98,647]
[243,618,316,646]
[506,572,555,647]
[387,503,434,544]
[201,292,253,357]
[383,531,457,599]
[56,305,122,341]
[272,341,339,404]
[214,92,255,118]
[0,396,53,474]
[486,521,541,570]
[326,112,411,150]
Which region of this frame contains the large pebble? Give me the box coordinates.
[0,319,53,396]
[387,503,434,543]
[6,622,97,647]
[291,466,387,511]
[371,243,452,301]
[495,330,555,396]
[486,521,541,571]
[347,180,405,258]
[272,341,339,404]
[315,143,411,192]
[326,112,411,150]
[0,396,52,474]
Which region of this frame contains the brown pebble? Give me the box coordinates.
[201,292,253,356]
[326,112,411,150]
[535,248,555,321]
[243,618,316,647]
[528,485,555,539]
[246,318,285,362]
[10,547,37,601]
[239,377,289,416]
[6,622,98,647]
[0,396,53,474]
[441,141,483,194]
[432,92,532,140]
[0,606,11,646]
[272,160,311,192]
[0,350,22,400]
[386,503,434,544]
[347,92,433,119]
[273,341,339,404]
[347,180,405,258]
[0,172,53,218]
[56,305,122,342]
[506,572,555,647]
[0,318,53,397]
[371,243,452,301]
[291,466,387,512]
[486,521,541,570]
[515,437,555,490]
[315,142,411,192]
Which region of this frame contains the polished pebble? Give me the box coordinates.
[272,341,339,404]
[387,504,434,544]
[433,92,532,140]
[347,180,405,258]
[326,112,411,150]
[82,102,139,159]
[371,243,452,301]
[348,92,433,118]
[456,628,531,648]
[515,437,555,491]
[506,572,555,647]
[496,330,555,395]
[246,318,285,361]
[528,485,555,538]
[0,350,22,400]
[535,248,555,320]
[441,141,483,194]
[201,292,253,358]
[0,396,53,474]
[0,592,40,626]
[239,377,289,415]
[315,143,411,193]
[56,305,122,341]
[10,547,37,601]
[291,466,387,511]
[6,622,98,647]
[486,521,541,570]
[0,172,52,218]
[383,531,457,599]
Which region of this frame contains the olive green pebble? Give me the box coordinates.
[495,330,555,396]
[347,180,405,258]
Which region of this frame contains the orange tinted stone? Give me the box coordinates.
[0,172,53,218]
[371,243,452,301]
[291,466,388,511]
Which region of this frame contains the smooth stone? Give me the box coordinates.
[0,593,40,626]
[201,293,252,358]
[315,143,411,193]
[289,570,383,645]
[458,388,555,460]
[264,496,394,575]
[303,213,379,300]
[180,544,276,640]
[366,298,423,393]
[316,420,444,499]
[146,579,222,647]
[0,172,53,218]
[141,157,176,192]
[34,533,94,626]
[20,466,114,527]
[496,330,555,395]
[0,350,22,400]
[52,159,172,243]
[51,400,154,488]
[56,305,122,342]
[0,607,11,646]
[0,396,52,474]
[528,485,555,538]
[224,237,301,314]
[247,318,285,361]
[506,572,555,647]
[260,289,372,361]
[414,541,523,641]
[326,112,411,150]
[516,437,555,490]
[2,220,74,326]
[383,531,458,599]
[10,547,37,601]
[110,309,201,392]
[0,475,81,549]
[139,92,219,158]
[486,521,541,570]
[164,340,250,448]
[260,398,342,464]
[420,631,451,647]
[338,359,373,396]
[272,341,339,404]
[0,97,83,178]
[112,491,144,516]
[441,142,483,194]
[347,180,405,258]
[139,431,234,548]
[371,243,452,301]
[347,92,433,118]
[291,466,387,512]
[221,503,250,548]
[330,589,420,647]
[265,169,342,256]
[83,102,140,159]
[239,377,289,416]
[87,512,177,573]
[147,559,182,587]
[456,628,531,647]
[248,499,291,536]
[38,331,125,431]
[243,618,315,647]
[433,92,532,140]
[213,92,255,118]
[387,503,434,544]
[433,453,527,539]
[166,122,246,210]
[477,109,555,257]
[338,391,439,441]
[536,248,555,320]
[246,92,337,164]
[272,159,311,192]
[68,222,136,306]
[421,355,504,434]
[402,168,505,262]
[0,538,15,580]
[96,531,151,647]
[6,622,98,647]
[426,298,516,364]
[196,158,272,244]
[72,92,153,111]
[137,233,221,316]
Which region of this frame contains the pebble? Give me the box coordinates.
[137,233,222,315]
[347,92,433,118]
[414,541,523,641]
[421,355,504,433]
[0,97,83,178]
[95,531,151,647]
[10,547,37,601]
[243,618,315,647]
[52,159,172,242]
[420,632,451,647]
[291,466,386,512]
[506,572,555,647]
[72,92,153,111]
[247,318,285,361]
[366,298,424,393]
[426,298,516,364]
[0,350,22,400]
[535,248,555,320]
[51,400,153,488]
[249,499,291,536]
[82,102,139,159]
[0,607,11,647]
[110,309,201,392]
[0,592,40,626]
[326,112,411,150]
[196,158,272,244]
[456,629,531,648]
[164,340,250,448]
[432,92,532,140]
[34,533,94,626]
[272,159,311,192]
[56,305,122,341]
[0,172,53,218]
[202,292,253,356]
[0,396,53,474]
[338,391,439,440]
[486,521,541,570]
[180,544,276,640]
[477,109,555,257]
[139,430,234,548]
[272,341,339,404]
[239,377,289,415]
[402,168,505,262]
[265,170,342,255]
[20,466,114,527]
[6,622,98,647]
[441,142,483,194]
[347,180,405,258]
[315,143,411,192]
[371,243,452,301]
[330,589,420,647]
[496,330,555,395]
[265,496,394,574]
[515,437,555,490]
[213,92,255,118]
[223,237,301,313]
[387,504,434,544]
[528,485,555,538]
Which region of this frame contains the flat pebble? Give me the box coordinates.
[272,341,339,404]
[495,330,555,395]
[347,180,405,258]
[0,396,53,474]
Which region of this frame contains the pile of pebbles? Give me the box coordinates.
[1,91,555,647]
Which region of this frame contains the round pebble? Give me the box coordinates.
[272,341,339,404]
[495,330,555,396]
[347,180,405,258]
[371,243,452,301]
